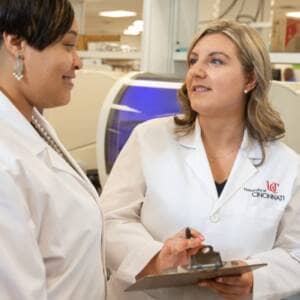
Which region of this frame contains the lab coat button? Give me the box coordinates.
[209,213,220,223]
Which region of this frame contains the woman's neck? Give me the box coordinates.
[0,83,33,121]
[198,116,245,183]
[198,115,245,157]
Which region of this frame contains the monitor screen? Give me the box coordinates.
[105,85,180,173]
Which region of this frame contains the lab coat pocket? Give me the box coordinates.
[235,189,287,254]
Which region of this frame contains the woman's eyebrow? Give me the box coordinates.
[208,51,230,59]
[189,51,230,59]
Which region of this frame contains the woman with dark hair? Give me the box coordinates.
[0,1,105,299]
[101,20,300,299]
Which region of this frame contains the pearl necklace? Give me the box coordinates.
[31,116,74,168]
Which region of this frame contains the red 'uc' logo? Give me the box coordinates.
[266,181,279,193]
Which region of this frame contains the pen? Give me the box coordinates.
[185,227,192,239]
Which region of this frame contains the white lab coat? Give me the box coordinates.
[0,92,106,300]
[101,116,300,300]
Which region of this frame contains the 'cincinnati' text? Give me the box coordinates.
[244,188,285,201]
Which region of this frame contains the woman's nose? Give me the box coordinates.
[190,63,207,78]
[73,51,83,70]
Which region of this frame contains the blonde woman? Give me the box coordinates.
[101,20,300,300]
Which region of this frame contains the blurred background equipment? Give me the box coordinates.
[45,71,183,192]
[96,72,183,187]
[44,72,300,194]
[269,80,300,153]
[44,0,300,198]
[44,70,123,181]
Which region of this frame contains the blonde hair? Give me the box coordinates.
[174,19,285,165]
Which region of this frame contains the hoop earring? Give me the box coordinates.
[12,53,24,81]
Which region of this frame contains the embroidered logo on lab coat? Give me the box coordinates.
[244,181,285,201]
[266,181,279,193]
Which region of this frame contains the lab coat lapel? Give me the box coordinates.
[0,93,99,202]
[178,122,261,212]
[178,122,219,200]
[211,131,260,214]
[33,110,100,201]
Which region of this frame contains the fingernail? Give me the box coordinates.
[216,278,223,283]
[199,282,207,287]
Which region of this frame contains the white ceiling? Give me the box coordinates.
[71,0,143,35]
[70,0,300,36]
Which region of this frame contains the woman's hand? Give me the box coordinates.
[199,261,253,300]
[137,228,204,278]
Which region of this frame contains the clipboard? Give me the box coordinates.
[125,261,267,291]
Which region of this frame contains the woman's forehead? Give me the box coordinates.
[191,33,239,56]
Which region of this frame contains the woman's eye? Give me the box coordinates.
[210,58,223,65]
[188,58,197,66]
[64,44,76,50]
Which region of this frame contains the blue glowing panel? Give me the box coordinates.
[105,85,180,173]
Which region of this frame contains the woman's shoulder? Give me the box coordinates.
[0,121,32,169]
[268,140,300,165]
[134,116,176,136]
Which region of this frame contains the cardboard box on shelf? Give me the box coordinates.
[271,15,300,52]
[77,34,121,50]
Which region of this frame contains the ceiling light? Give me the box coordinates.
[123,28,140,36]
[99,10,136,18]
[133,20,144,31]
[123,20,144,36]
[286,12,300,19]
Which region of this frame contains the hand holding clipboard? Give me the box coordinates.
[126,227,266,292]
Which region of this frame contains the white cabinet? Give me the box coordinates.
[78,51,141,72]
[78,51,141,60]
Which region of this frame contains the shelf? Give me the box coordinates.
[269,53,300,64]
[173,52,300,64]
[249,22,272,29]
[78,51,141,60]
[173,52,187,61]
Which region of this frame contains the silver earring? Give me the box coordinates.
[13,54,24,80]
[244,89,248,94]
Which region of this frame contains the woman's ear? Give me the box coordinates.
[1,33,26,81]
[244,71,257,93]
[2,32,25,57]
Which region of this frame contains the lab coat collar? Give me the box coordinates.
[0,91,99,200]
[31,109,85,176]
[0,91,44,155]
[177,120,219,199]
[214,133,259,213]
[32,110,100,200]
[177,119,263,161]
[176,120,200,150]
[177,119,261,211]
